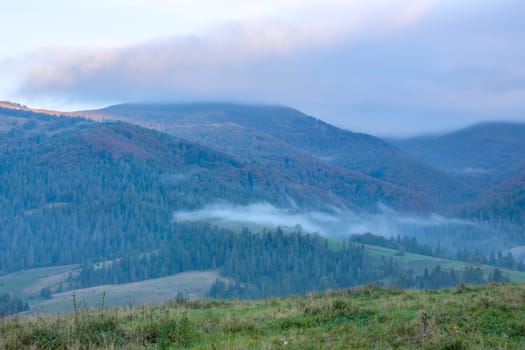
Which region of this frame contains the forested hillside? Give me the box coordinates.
[69,224,516,300]
[77,103,525,237]
[0,108,303,273]
[0,107,433,293]
[393,122,525,189]
[71,224,387,299]
[1,103,524,313]
[460,170,525,226]
[82,103,474,209]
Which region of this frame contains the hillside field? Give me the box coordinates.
[364,244,525,282]
[2,242,525,316]
[1,283,525,349]
[0,267,219,315]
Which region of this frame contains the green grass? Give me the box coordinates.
[364,244,525,282]
[3,245,524,320]
[2,283,525,349]
[0,265,78,298]
[326,239,525,283]
[32,271,219,314]
[326,237,343,250]
[0,265,219,314]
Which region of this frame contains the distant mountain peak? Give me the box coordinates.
[0,101,29,110]
[0,101,110,121]
[76,102,477,210]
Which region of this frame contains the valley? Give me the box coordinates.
[2,2,523,347]
[0,102,524,320]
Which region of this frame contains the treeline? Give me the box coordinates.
[351,233,525,271]
[0,294,29,317]
[69,227,520,299]
[392,265,509,290]
[456,249,525,271]
[71,224,397,299]
[349,233,445,257]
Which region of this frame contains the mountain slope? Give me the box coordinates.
[393,122,525,188]
[80,103,474,207]
[1,103,436,214]
[393,122,525,227]
[0,106,441,275]
[0,108,322,273]
[460,169,525,226]
[0,108,440,303]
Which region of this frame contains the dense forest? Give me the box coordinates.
[95,103,473,208]
[0,109,283,273]
[1,105,525,309]
[69,226,516,299]
[71,224,395,299]
[392,265,509,289]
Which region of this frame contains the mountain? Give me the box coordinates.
[5,106,359,272]
[460,168,525,227]
[393,122,525,228]
[79,103,474,207]
[0,105,463,302]
[393,122,525,189]
[0,105,442,275]
[0,107,259,272]
[5,102,525,229]
[3,103,441,213]
[1,103,525,310]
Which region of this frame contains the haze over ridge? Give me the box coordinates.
[1,0,524,135]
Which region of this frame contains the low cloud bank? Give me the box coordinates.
[173,202,475,238]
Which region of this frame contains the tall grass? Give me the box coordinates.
[1,283,524,349]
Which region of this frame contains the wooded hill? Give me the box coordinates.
[1,103,525,310]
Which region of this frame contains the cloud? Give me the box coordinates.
[7,1,436,99]
[172,202,476,238]
[455,167,491,175]
[173,201,523,251]
[3,0,525,135]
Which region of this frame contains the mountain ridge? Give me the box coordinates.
[1,101,523,226]
[80,102,475,209]
[393,121,525,187]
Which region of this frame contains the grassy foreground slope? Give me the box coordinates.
[2,284,525,349]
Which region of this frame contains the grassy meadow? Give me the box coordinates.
[364,244,525,282]
[1,283,525,349]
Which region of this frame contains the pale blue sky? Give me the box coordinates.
[1,0,524,135]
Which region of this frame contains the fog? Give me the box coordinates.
[172,202,523,254]
[173,202,476,238]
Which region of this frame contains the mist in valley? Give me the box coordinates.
[172,202,514,254]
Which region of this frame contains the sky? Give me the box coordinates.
[0,0,524,136]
